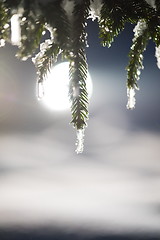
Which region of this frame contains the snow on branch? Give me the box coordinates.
[89,0,103,21]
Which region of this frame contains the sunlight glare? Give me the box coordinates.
[41,62,93,111]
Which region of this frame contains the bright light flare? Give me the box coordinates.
[41,62,93,111]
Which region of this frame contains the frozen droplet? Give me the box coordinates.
[75,128,85,154]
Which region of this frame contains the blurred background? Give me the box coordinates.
[0,20,160,239]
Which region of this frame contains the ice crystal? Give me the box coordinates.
[11,14,21,46]
[75,128,85,154]
[127,88,136,109]
[155,45,160,69]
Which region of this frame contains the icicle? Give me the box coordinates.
[89,0,103,21]
[37,81,45,100]
[155,45,160,69]
[11,14,21,46]
[75,128,85,154]
[127,88,136,109]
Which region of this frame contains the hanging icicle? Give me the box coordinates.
[155,45,160,69]
[11,14,21,46]
[127,87,136,109]
[75,128,85,154]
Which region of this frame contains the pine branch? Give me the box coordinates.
[32,40,60,98]
[16,0,44,60]
[126,20,150,109]
[99,0,127,47]
[146,10,160,46]
[41,0,70,53]
[99,0,155,48]
[32,0,70,98]
[69,0,90,131]
[155,0,160,12]
[123,0,155,23]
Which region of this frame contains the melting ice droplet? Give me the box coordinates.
[11,14,21,46]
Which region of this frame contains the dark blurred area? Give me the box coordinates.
[0,228,160,240]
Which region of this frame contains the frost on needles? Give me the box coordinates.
[0,0,160,153]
